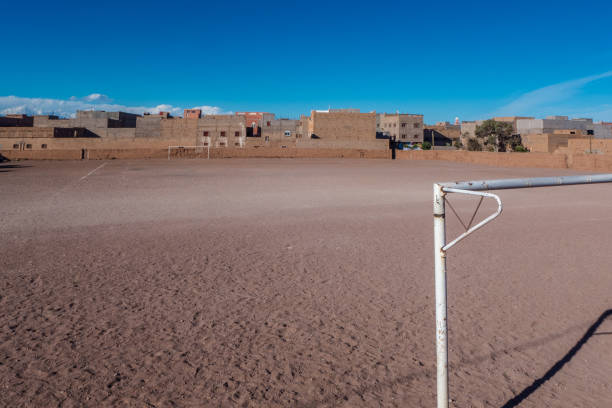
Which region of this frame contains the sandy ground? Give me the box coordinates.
[1,158,611,408]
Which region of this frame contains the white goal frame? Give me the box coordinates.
[432,173,612,408]
[167,145,210,160]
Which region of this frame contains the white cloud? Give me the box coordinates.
[0,95,228,118]
[83,93,112,103]
[495,71,612,117]
[191,105,224,115]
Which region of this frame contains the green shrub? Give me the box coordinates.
[514,145,529,152]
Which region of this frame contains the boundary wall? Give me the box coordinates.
[5,147,612,172]
[396,150,569,169]
[0,147,390,161]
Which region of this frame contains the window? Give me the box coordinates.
[393,123,396,127]
[401,123,406,127]
[414,123,420,128]
[266,121,271,127]
[235,131,240,137]
[265,136,270,141]
[13,144,19,149]
[26,144,32,149]
[284,130,291,137]
[414,134,419,139]
[41,144,47,149]
[220,131,226,137]
[203,131,209,136]
[401,134,407,139]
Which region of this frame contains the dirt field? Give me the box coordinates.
[1,158,611,407]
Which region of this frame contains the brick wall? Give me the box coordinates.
[568,138,612,154]
[396,150,569,169]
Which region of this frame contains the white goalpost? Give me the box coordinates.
[432,173,612,408]
[167,145,210,160]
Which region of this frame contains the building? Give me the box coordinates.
[424,122,461,147]
[235,112,275,138]
[516,116,597,137]
[197,115,246,148]
[305,109,376,141]
[493,116,534,134]
[522,129,588,153]
[460,117,534,146]
[257,119,301,146]
[33,111,139,129]
[184,109,202,119]
[0,110,247,153]
[0,114,33,127]
[460,120,484,145]
[377,113,424,143]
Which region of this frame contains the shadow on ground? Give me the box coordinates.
[0,163,31,173]
[501,309,612,408]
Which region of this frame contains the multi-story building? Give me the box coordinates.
[235,112,275,138]
[377,113,424,143]
[197,115,246,148]
[259,119,301,145]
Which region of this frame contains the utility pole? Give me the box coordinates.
[431,129,435,151]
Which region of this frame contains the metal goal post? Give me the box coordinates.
[432,173,612,408]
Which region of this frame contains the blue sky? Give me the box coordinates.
[2,0,612,122]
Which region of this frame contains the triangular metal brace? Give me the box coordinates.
[442,188,503,251]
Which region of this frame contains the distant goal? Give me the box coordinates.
[167,145,210,160]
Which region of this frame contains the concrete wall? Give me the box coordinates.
[568,138,612,154]
[8,143,612,173]
[310,110,377,143]
[396,150,569,169]
[0,147,391,161]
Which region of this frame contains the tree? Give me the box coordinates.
[475,120,514,152]
[421,141,432,150]
[467,138,482,151]
[453,139,463,149]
